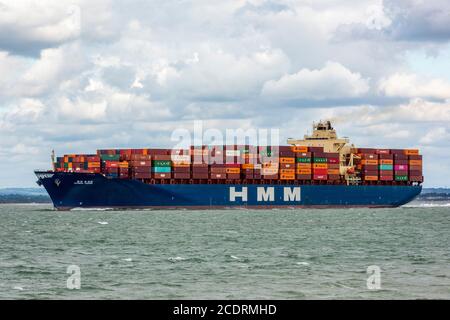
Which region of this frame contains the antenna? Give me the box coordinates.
[51,150,56,171]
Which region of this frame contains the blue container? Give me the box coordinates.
[152,167,172,173]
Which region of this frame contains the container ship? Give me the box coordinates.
[35,121,423,210]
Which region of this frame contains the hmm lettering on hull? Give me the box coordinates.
[229,187,301,202]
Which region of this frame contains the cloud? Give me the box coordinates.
[0,0,449,187]
[0,0,81,56]
[379,73,450,99]
[261,61,369,100]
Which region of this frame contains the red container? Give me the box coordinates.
[409,165,422,171]
[328,158,339,164]
[379,175,393,181]
[280,163,295,169]
[192,167,209,174]
[394,159,408,165]
[279,151,296,157]
[210,173,226,179]
[409,176,423,182]
[309,147,324,153]
[104,161,120,168]
[379,154,394,160]
[394,170,408,176]
[210,168,227,174]
[296,152,312,157]
[362,170,378,175]
[174,173,191,179]
[253,174,262,179]
[132,172,151,179]
[263,174,278,179]
[394,154,408,160]
[313,168,327,175]
[131,149,145,155]
[192,163,208,168]
[408,155,422,160]
[361,153,378,160]
[130,154,152,161]
[409,170,422,176]
[244,173,254,179]
[153,173,171,179]
[313,174,327,180]
[327,174,340,180]
[173,167,190,173]
[362,164,378,171]
[375,149,390,154]
[153,154,171,160]
[130,160,151,167]
[326,153,339,158]
[390,149,405,155]
[192,173,209,179]
[131,166,151,173]
[148,149,170,156]
[86,156,101,162]
[328,163,340,169]
[227,173,241,179]
[296,174,311,180]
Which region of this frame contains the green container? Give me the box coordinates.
[100,154,120,161]
[152,160,172,167]
[64,163,68,169]
[313,157,327,163]
[395,175,408,181]
[379,164,393,170]
[297,157,311,163]
[152,166,172,173]
[84,162,88,170]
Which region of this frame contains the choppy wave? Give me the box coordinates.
[403,202,450,208]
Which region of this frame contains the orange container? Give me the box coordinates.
[313,163,328,169]
[380,159,393,165]
[362,159,379,165]
[296,168,312,174]
[280,173,295,180]
[280,157,295,164]
[327,169,340,175]
[262,162,279,169]
[280,169,295,174]
[404,149,419,155]
[119,161,129,168]
[241,163,254,169]
[409,160,422,166]
[88,162,101,168]
[364,176,378,181]
[226,168,241,174]
[296,163,311,169]
[291,146,308,153]
[172,162,190,167]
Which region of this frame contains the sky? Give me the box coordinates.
[0,0,449,187]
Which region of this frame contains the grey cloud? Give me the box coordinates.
[336,0,450,43]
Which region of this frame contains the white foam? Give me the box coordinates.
[230,255,240,260]
[168,256,186,262]
[123,258,133,262]
[13,286,24,291]
[296,262,310,266]
[97,221,109,225]
[403,203,450,208]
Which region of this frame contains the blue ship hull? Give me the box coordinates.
[35,172,422,210]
